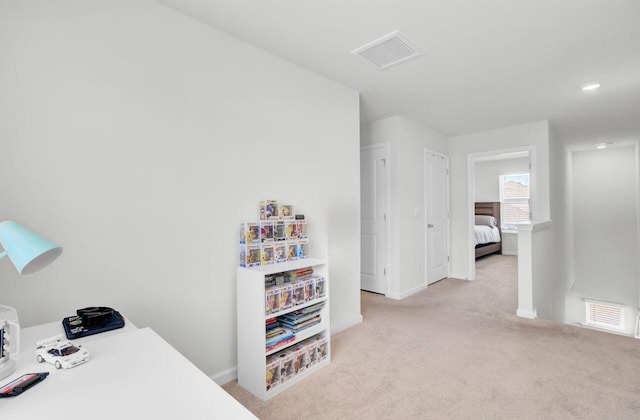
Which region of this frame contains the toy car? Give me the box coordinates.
[35,335,90,369]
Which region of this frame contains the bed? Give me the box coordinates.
[474,202,502,259]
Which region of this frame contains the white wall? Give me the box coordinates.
[0,0,361,379]
[474,158,529,202]
[564,144,640,333]
[361,116,448,298]
[449,121,550,279]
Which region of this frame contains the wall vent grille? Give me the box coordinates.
[585,299,625,332]
[351,31,424,70]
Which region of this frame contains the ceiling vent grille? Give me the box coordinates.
[351,31,424,70]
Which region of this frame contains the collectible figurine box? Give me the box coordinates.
[279,351,296,382]
[292,345,307,375]
[286,240,298,262]
[315,336,328,362]
[304,277,316,302]
[279,284,293,311]
[239,222,261,244]
[240,244,261,267]
[296,220,308,239]
[265,286,281,315]
[260,220,275,242]
[275,204,294,220]
[297,239,309,259]
[305,339,318,368]
[265,355,281,391]
[274,221,287,241]
[261,243,275,265]
[314,275,326,298]
[260,200,278,221]
[285,220,298,239]
[292,281,306,306]
[274,243,287,263]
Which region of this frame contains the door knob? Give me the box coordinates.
[427,224,434,228]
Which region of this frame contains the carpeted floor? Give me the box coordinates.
[223,255,640,419]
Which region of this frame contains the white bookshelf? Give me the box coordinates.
[237,258,331,400]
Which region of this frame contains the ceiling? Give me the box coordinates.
[159,0,640,143]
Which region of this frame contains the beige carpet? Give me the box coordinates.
[223,255,640,419]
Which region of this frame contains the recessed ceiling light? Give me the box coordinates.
[582,83,601,91]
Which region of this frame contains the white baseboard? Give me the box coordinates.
[331,314,363,334]
[449,272,471,281]
[210,366,237,385]
[386,283,427,300]
[501,251,518,256]
[517,308,537,319]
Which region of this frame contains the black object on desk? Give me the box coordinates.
[63,307,125,340]
[0,372,49,398]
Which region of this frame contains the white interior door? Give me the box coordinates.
[425,150,449,284]
[360,145,388,294]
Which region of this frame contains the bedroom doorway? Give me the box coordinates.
[469,147,534,281]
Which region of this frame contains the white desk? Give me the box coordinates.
[1,321,257,419]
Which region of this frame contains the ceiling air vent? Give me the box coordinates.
[351,31,424,70]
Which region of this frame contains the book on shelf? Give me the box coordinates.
[287,267,313,278]
[278,315,321,333]
[266,336,295,352]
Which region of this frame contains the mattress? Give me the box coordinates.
[474,225,501,246]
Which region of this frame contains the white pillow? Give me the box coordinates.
[475,215,497,227]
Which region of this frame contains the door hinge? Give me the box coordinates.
[384,213,387,222]
[383,268,386,275]
[382,158,386,167]
[447,256,450,262]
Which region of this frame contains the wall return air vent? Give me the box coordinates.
[584,299,625,333]
[351,31,424,70]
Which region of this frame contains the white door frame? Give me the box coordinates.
[466,145,537,280]
[360,143,391,296]
[424,148,450,285]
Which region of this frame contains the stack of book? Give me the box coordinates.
[276,302,324,334]
[266,318,294,352]
[287,267,313,279]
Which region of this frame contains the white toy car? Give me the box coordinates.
[35,335,90,369]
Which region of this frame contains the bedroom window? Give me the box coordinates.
[499,173,530,229]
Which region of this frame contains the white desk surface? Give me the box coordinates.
[1,321,257,419]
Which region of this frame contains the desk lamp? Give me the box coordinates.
[0,221,63,380]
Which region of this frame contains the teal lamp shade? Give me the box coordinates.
[0,221,63,275]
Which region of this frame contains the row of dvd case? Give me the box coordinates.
[265,334,328,392]
[265,275,326,316]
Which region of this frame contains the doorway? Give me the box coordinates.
[468,147,535,281]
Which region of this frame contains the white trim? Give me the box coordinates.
[331,315,364,335]
[515,220,553,232]
[501,251,518,256]
[448,272,471,281]
[517,308,537,319]
[386,283,427,300]
[210,366,237,385]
